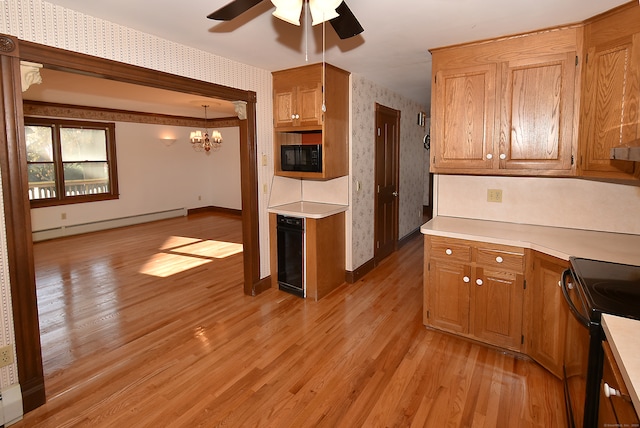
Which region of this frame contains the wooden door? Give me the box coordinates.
[500,52,576,173]
[528,253,569,378]
[471,267,524,351]
[374,103,400,262]
[431,63,496,171]
[580,37,640,178]
[427,259,471,334]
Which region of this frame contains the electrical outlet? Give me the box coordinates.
[487,189,503,203]
[61,212,67,220]
[0,345,14,367]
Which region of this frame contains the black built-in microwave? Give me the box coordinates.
[281,144,322,173]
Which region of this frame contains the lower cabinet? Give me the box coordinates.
[600,340,640,426]
[525,252,569,378]
[424,236,525,352]
[269,211,345,301]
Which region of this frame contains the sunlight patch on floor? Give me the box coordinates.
[139,236,243,277]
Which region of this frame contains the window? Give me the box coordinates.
[25,117,119,207]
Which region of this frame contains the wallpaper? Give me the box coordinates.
[350,75,428,270]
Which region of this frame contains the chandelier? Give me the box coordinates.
[190,105,222,152]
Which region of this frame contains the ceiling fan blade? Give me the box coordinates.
[207,0,265,21]
[329,2,364,39]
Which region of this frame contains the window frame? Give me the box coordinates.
[25,116,119,208]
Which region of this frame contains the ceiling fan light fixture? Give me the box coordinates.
[309,0,341,25]
[271,0,303,25]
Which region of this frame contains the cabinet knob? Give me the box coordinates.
[604,382,621,398]
[486,154,493,160]
[476,278,483,286]
[463,276,470,283]
[495,256,503,263]
[291,114,300,120]
[445,248,453,255]
[499,153,507,160]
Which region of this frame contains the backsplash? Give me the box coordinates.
[436,174,640,235]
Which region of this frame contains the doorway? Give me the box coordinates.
[0,35,263,412]
[374,103,400,263]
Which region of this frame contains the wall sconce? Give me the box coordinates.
[160,137,177,146]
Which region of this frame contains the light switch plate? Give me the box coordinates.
[487,189,503,203]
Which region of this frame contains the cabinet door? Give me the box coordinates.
[471,267,524,351]
[500,52,576,173]
[426,259,471,334]
[528,253,568,378]
[580,36,640,179]
[297,83,323,127]
[274,88,296,128]
[431,64,496,171]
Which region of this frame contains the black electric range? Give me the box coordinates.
[562,257,640,428]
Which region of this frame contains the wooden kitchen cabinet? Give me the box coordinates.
[269,212,345,301]
[424,236,525,352]
[599,340,640,426]
[430,25,580,177]
[579,3,640,182]
[273,63,350,180]
[526,252,569,379]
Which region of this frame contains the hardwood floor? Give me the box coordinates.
[14,212,565,427]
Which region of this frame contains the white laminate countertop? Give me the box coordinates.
[267,201,348,219]
[420,216,640,266]
[602,314,640,413]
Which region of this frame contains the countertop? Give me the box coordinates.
[420,216,640,265]
[602,314,640,413]
[421,216,640,414]
[267,201,348,219]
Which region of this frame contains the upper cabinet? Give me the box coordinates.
[272,63,350,180]
[578,3,640,181]
[430,27,580,176]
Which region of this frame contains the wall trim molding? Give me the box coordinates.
[23,100,240,128]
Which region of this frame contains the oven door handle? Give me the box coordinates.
[560,268,591,328]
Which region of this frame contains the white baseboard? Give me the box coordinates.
[2,383,22,426]
[32,208,187,242]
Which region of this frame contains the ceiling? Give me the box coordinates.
[28,0,630,116]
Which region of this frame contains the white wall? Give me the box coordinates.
[435,175,640,235]
[31,122,241,232]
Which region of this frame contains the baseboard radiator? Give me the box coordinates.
[32,208,187,242]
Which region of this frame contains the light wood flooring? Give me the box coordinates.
[14,212,565,427]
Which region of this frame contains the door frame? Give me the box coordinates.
[0,34,266,412]
[373,103,400,263]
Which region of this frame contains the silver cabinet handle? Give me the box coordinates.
[392,191,398,197]
[476,278,483,286]
[604,382,621,398]
[445,249,452,255]
[499,153,507,160]
[495,256,503,263]
[463,276,470,283]
[486,154,493,160]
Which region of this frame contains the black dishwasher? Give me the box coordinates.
[277,215,304,298]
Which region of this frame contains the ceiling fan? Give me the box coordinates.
[207,0,364,40]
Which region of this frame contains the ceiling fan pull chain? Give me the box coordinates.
[304,1,309,62]
[322,17,326,112]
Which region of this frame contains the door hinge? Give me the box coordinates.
[427,262,430,271]
[523,279,527,290]
[585,53,589,64]
[377,127,381,137]
[521,335,525,345]
[571,155,574,166]
[427,310,430,319]
[575,55,579,66]
[376,241,380,249]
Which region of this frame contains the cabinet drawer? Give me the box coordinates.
[476,247,524,271]
[429,237,472,262]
